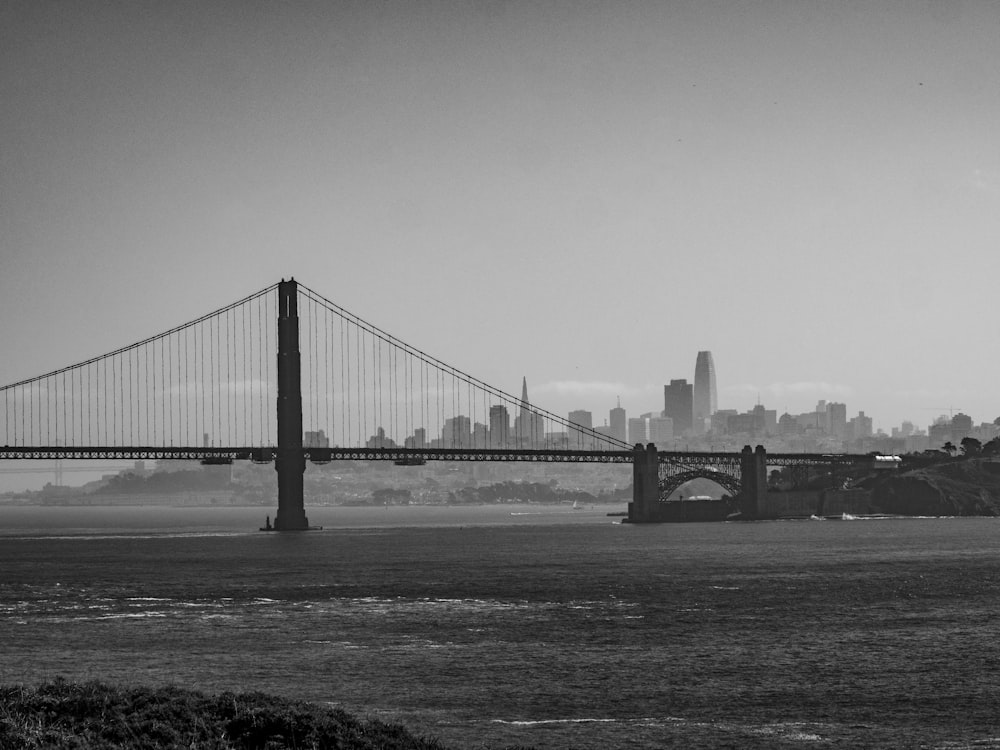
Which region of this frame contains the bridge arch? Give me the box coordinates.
[659,468,741,500]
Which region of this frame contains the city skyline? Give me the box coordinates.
[552,347,993,442]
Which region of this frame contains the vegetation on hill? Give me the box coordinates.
[863,438,1000,516]
[99,467,235,495]
[870,457,1000,516]
[0,679,469,750]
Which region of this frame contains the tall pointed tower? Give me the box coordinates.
[693,351,717,435]
[515,376,543,447]
[519,376,530,427]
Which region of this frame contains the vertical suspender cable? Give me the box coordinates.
[313,297,319,437]
[182,327,187,445]
[256,296,261,446]
[311,297,317,436]
[105,355,110,445]
[228,307,232,445]
[377,337,383,438]
[168,334,173,446]
[366,328,368,444]
[232,306,237,444]
[340,313,346,447]
[209,315,215,446]
[216,312,221,446]
[232,306,237,445]
[160,336,165,445]
[61,372,66,446]
[262,293,267,445]
[241,300,246,446]
[325,305,330,443]
[198,323,203,446]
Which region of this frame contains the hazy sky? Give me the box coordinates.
[2,0,999,433]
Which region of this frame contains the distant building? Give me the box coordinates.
[828,402,847,439]
[647,416,674,448]
[628,417,647,445]
[712,409,738,435]
[594,424,617,447]
[693,351,717,435]
[514,377,544,446]
[778,412,799,436]
[304,430,329,448]
[404,427,427,449]
[443,415,471,447]
[715,405,774,437]
[759,405,777,435]
[568,409,593,448]
[951,413,973,442]
[664,379,693,435]
[815,400,829,433]
[366,427,396,449]
[928,416,952,448]
[850,411,873,440]
[489,405,510,446]
[545,431,569,449]
[609,399,627,444]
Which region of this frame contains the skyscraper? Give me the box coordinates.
[609,398,626,444]
[489,404,510,446]
[514,377,544,446]
[443,415,471,447]
[568,409,593,448]
[647,415,674,448]
[828,402,847,440]
[693,351,717,435]
[664,379,693,436]
[628,417,647,444]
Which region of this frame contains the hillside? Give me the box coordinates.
[870,458,1000,516]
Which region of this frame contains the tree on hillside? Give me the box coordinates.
[961,437,983,457]
[941,441,958,456]
[982,438,1000,457]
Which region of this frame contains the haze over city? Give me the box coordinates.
[3,1,999,441]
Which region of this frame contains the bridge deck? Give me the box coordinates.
[0,446,634,463]
[0,446,873,465]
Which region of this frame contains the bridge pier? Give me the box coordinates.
[272,279,311,531]
[627,443,660,523]
[738,445,768,518]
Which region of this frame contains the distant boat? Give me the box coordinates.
[572,500,583,510]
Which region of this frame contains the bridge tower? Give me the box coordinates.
[627,443,660,522]
[739,444,768,518]
[272,278,310,530]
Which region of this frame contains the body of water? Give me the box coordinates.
[2,504,999,748]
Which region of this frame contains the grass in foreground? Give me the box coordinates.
[0,678,482,749]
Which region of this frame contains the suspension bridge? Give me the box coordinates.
[0,278,870,528]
